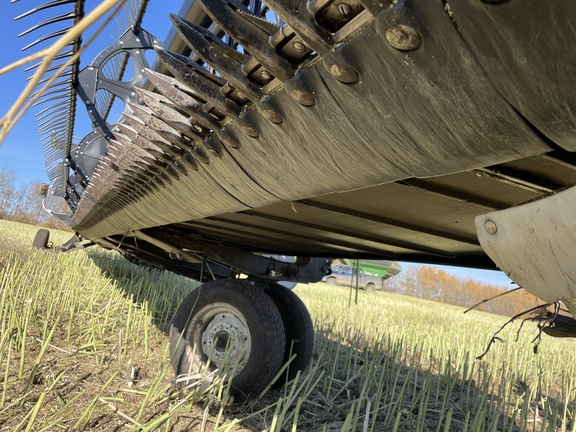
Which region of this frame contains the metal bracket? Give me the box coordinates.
[475,185,576,318]
[131,230,332,283]
[204,245,332,283]
[74,26,159,139]
[54,234,95,253]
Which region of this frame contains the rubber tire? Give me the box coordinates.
[32,229,50,249]
[325,277,336,285]
[265,283,315,388]
[364,283,376,292]
[169,279,286,402]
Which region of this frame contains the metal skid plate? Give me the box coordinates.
[475,186,576,316]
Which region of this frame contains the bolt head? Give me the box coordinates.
[261,109,283,124]
[338,3,352,16]
[485,220,498,235]
[386,24,422,51]
[241,125,259,138]
[293,42,306,52]
[290,90,316,107]
[329,64,360,84]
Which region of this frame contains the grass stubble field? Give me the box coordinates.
[0,219,576,431]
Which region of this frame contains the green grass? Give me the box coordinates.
[1,219,576,431]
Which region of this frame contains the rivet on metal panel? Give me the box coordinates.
[261,109,284,124]
[385,25,422,51]
[290,90,316,107]
[329,64,359,84]
[485,220,497,235]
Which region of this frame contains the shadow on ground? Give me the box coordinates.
[85,249,573,431]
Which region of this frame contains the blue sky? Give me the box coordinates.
[0,1,516,288]
[0,1,177,184]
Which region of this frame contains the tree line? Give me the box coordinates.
[0,165,68,229]
[382,265,540,317]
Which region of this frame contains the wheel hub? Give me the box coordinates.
[201,312,251,370]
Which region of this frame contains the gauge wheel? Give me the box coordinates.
[364,282,376,292]
[32,229,50,249]
[265,283,315,388]
[169,279,286,402]
[325,277,336,285]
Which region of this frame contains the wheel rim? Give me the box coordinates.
[185,303,252,375]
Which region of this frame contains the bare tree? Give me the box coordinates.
[0,165,16,219]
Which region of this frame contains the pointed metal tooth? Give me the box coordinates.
[101,156,120,172]
[115,133,175,168]
[134,88,207,139]
[236,9,281,35]
[115,126,175,165]
[155,47,241,119]
[106,141,160,178]
[122,113,190,159]
[144,69,223,131]
[198,0,295,81]
[111,136,166,171]
[169,14,262,102]
[18,11,76,37]
[127,102,205,143]
[120,113,177,156]
[170,14,250,63]
[123,111,183,149]
[119,121,185,161]
[262,0,331,54]
[116,123,139,141]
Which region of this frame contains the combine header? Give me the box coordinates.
[9,0,576,400]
